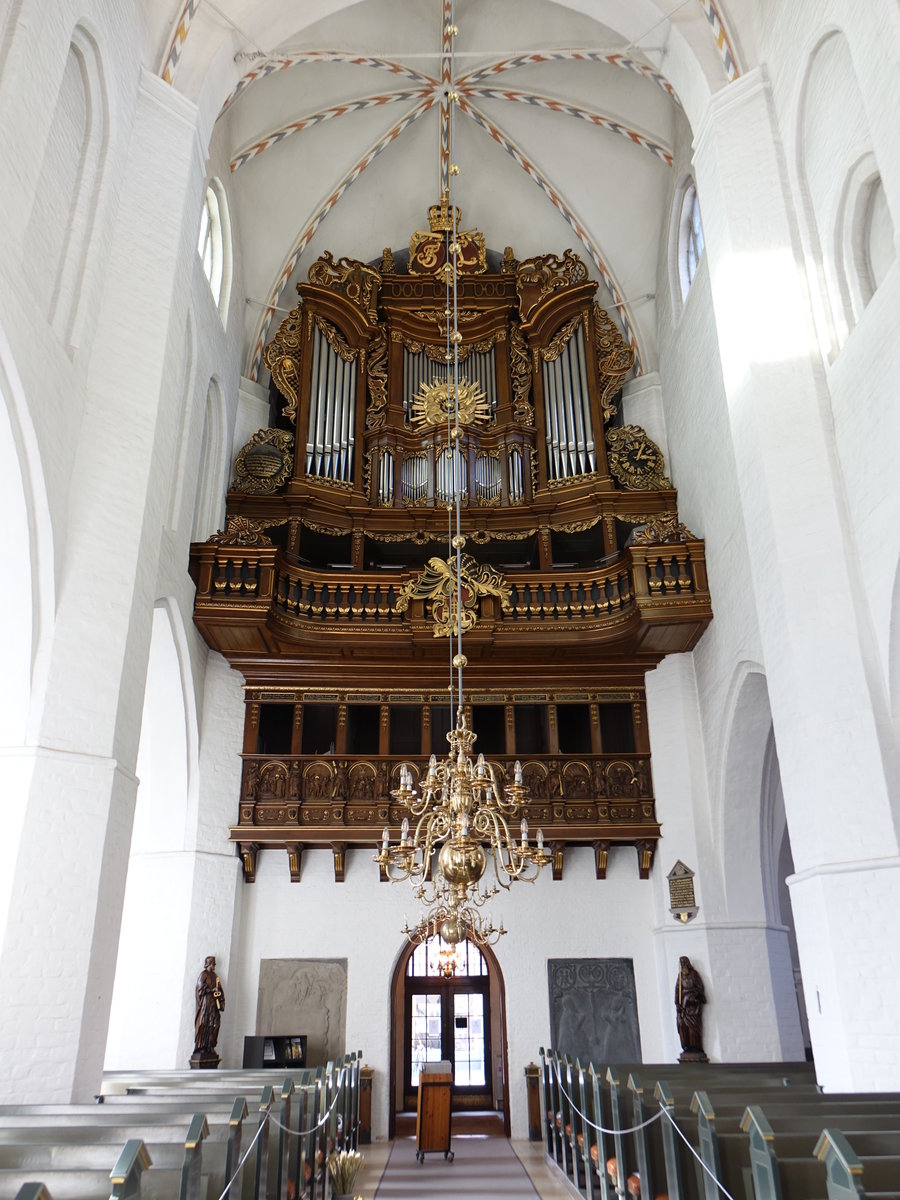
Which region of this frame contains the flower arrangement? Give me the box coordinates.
[326,1149,363,1196]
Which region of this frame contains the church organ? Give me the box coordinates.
[188,204,713,883]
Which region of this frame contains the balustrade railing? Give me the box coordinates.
[191,543,710,636]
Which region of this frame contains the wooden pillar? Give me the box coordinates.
[632,699,650,754]
[505,702,516,755]
[291,703,303,756]
[359,1066,374,1144]
[379,704,390,756]
[538,527,552,571]
[421,705,431,755]
[336,703,348,754]
[244,703,260,754]
[525,1063,542,1141]
[589,702,602,754]
[547,703,559,755]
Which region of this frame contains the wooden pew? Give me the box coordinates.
[0,1057,358,1200]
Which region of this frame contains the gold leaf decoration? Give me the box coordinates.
[394,554,511,637]
[263,304,303,424]
[365,324,388,430]
[207,515,289,547]
[307,250,381,321]
[315,316,357,362]
[606,425,672,491]
[593,302,635,423]
[509,322,534,426]
[233,429,294,494]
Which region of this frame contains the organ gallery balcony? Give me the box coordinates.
[187,220,715,883]
[189,531,711,670]
[231,750,660,884]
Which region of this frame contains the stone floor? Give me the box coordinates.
[358,1135,577,1200]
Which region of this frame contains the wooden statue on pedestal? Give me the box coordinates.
[675,956,708,1062]
[190,955,225,1069]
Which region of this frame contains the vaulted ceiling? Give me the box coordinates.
[149,0,751,380]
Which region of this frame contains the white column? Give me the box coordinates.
[0,73,205,1103]
[693,69,900,1089]
[176,652,246,1068]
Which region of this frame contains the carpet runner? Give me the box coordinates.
[375,1136,540,1199]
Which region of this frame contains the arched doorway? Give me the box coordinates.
[390,934,510,1136]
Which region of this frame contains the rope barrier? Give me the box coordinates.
[216,1068,349,1200]
[550,1059,737,1200]
[216,1106,270,1200]
[552,1060,663,1135]
[659,1104,737,1200]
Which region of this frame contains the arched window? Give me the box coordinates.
[406,935,487,979]
[197,181,232,317]
[678,182,705,300]
[860,174,895,298]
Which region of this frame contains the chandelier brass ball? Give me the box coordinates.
[438,841,486,887]
[452,653,467,669]
[439,915,463,944]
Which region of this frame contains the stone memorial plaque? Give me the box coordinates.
[548,958,641,1065]
[257,958,348,1066]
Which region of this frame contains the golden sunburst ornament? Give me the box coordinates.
[410,376,490,429]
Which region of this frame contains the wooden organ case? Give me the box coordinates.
[189,207,713,884]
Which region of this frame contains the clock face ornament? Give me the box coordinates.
[606,424,671,490]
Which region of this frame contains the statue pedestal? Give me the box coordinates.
[189,1050,220,1070]
[678,1050,709,1063]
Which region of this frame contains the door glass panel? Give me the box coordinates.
[453,992,485,1087]
[410,993,444,1086]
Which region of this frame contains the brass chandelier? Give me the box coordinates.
[374,2,550,947]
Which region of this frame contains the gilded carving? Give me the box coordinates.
[233,428,294,495]
[410,308,481,333]
[509,322,534,426]
[630,514,697,544]
[394,554,512,637]
[467,528,535,544]
[410,377,490,429]
[593,302,635,423]
[409,198,487,275]
[540,313,583,362]
[367,529,442,545]
[207,514,289,547]
[365,324,388,430]
[301,519,347,537]
[501,246,518,274]
[308,251,381,321]
[263,303,303,423]
[380,247,396,274]
[606,425,672,490]
[517,249,588,320]
[553,514,602,534]
[314,316,357,362]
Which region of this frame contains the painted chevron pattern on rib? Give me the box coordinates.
[463,88,673,165]
[439,0,453,191]
[697,0,739,81]
[460,49,678,105]
[248,95,438,380]
[456,94,642,373]
[160,0,198,85]
[230,89,432,173]
[223,51,437,112]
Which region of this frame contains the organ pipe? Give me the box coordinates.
[306,324,357,484]
[542,323,594,481]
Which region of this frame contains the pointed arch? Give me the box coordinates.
[191,376,229,542]
[0,323,55,745]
